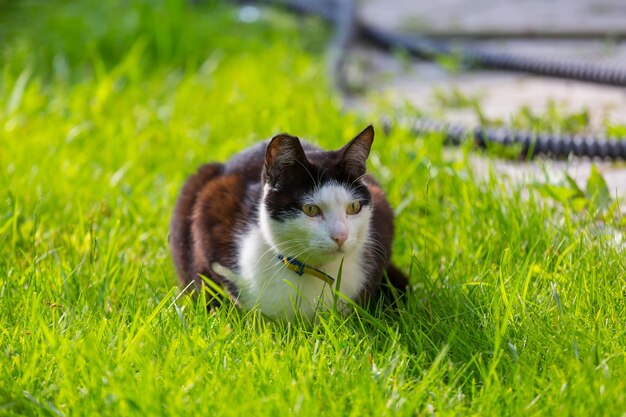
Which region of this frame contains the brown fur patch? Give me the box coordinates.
[191,174,246,271]
[362,177,408,298]
[169,163,223,289]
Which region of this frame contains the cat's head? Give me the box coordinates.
[259,126,375,266]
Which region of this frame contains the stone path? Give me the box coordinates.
[352,0,626,200]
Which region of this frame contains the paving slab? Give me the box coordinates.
[361,0,626,37]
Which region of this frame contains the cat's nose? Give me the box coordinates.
[331,222,348,248]
[332,235,347,248]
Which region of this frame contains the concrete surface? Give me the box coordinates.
[361,0,626,37]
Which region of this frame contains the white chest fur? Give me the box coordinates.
[231,226,367,321]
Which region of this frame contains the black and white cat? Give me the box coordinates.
[170,126,406,321]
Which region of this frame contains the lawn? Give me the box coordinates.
[1,1,625,416]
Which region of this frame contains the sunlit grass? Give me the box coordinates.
[1,1,625,416]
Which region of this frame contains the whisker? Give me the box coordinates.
[350,172,368,189]
[256,244,311,276]
[254,238,308,265]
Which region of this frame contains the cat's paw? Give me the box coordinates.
[212,262,242,285]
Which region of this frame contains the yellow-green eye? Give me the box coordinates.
[346,201,362,215]
[302,204,321,217]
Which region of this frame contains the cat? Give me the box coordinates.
[169,125,407,321]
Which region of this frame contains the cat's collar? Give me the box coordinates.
[277,254,335,285]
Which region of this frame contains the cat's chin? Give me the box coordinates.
[306,247,348,265]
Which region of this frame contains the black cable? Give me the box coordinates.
[406,119,626,160]
[459,46,626,87]
[257,0,626,87]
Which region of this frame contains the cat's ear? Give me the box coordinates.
[264,134,309,186]
[341,125,374,178]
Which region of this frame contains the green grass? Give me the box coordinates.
[2,1,626,416]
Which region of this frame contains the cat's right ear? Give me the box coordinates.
[341,125,374,178]
[264,134,308,187]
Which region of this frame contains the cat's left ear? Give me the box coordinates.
[341,125,374,178]
[264,133,309,187]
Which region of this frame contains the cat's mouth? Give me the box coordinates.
[292,249,340,267]
[320,246,346,258]
[282,244,348,267]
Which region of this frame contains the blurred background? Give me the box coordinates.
[348,0,626,198]
[1,0,625,200]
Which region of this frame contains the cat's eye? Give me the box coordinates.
[302,204,321,217]
[346,201,362,215]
